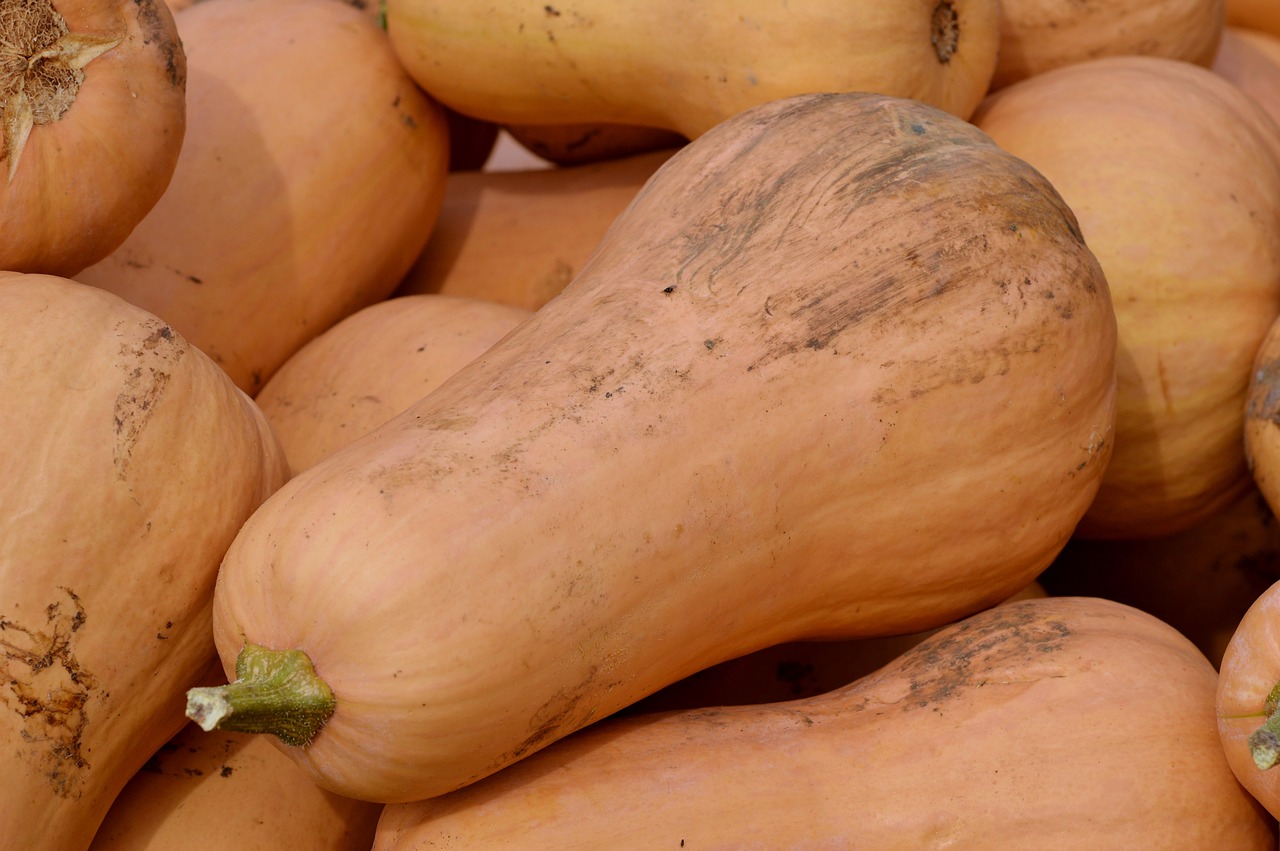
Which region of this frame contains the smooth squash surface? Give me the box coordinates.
[385,0,1002,135]
[199,92,1116,803]
[973,56,1280,539]
[376,597,1275,849]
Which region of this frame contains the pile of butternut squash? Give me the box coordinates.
[8,0,1280,847]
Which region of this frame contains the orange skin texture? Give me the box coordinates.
[75,0,451,395]
[973,56,1280,539]
[256,294,532,474]
[1219,580,1280,818]
[1230,0,1280,36]
[1213,27,1280,129]
[990,0,1224,90]
[208,92,1116,803]
[0,274,288,851]
[0,0,186,276]
[374,598,1276,849]
[384,0,1002,135]
[395,148,677,309]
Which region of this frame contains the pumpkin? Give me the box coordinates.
[75,0,451,395]
[256,294,532,474]
[394,148,676,309]
[990,0,1224,90]
[0,274,288,851]
[972,56,1280,539]
[383,0,1002,136]
[1229,0,1280,36]
[1039,486,1280,667]
[374,597,1276,849]
[1213,27,1280,132]
[0,0,185,276]
[90,665,380,851]
[1218,578,1280,818]
[187,91,1116,803]
[503,122,687,167]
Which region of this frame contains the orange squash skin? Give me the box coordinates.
[990,0,1224,90]
[0,274,288,851]
[75,0,451,395]
[1219,580,1280,818]
[256,294,532,473]
[973,56,1280,539]
[375,597,1275,849]
[206,92,1116,803]
[0,0,186,276]
[384,0,1002,135]
[395,149,677,309]
[1213,27,1280,132]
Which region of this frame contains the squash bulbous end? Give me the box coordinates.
[185,644,336,747]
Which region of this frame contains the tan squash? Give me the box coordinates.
[1246,312,1280,520]
[1,0,185,276]
[503,121,687,167]
[75,0,450,395]
[90,665,380,851]
[1218,579,1280,818]
[374,597,1275,849]
[1040,486,1280,667]
[990,0,1224,90]
[384,0,1002,136]
[1229,0,1280,36]
[395,148,677,309]
[1213,27,1280,137]
[0,274,288,851]
[256,294,532,473]
[188,91,1117,803]
[972,56,1280,539]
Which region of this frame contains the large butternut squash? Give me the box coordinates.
[384,0,1002,136]
[375,597,1275,849]
[0,274,288,851]
[75,0,450,394]
[189,91,1116,803]
[973,56,1280,539]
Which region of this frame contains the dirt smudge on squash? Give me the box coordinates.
[1246,356,1280,427]
[891,602,1071,711]
[132,0,186,89]
[113,320,184,480]
[0,588,100,798]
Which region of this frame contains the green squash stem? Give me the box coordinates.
[1248,679,1280,770]
[185,644,336,747]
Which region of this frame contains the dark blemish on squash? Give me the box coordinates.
[544,4,560,14]
[704,339,716,350]
[0,587,99,798]
[910,123,926,134]
[892,603,1071,712]
[114,320,185,480]
[132,0,186,89]
[1246,357,1280,427]
[663,285,676,294]
[931,0,959,63]
[220,765,234,777]
[504,666,601,763]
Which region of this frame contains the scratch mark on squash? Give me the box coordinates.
[112,321,184,479]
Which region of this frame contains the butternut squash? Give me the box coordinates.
[256,294,532,473]
[75,0,450,394]
[0,274,288,851]
[384,0,1002,136]
[395,148,676,309]
[972,56,1280,539]
[990,0,1224,90]
[374,597,1276,849]
[1,0,186,276]
[188,91,1117,803]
